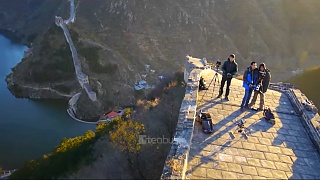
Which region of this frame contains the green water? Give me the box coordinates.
[287,66,320,113]
[0,35,95,169]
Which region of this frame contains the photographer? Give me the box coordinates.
[248,63,271,110]
[217,54,238,101]
[240,62,258,110]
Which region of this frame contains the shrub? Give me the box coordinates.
[9,120,119,179]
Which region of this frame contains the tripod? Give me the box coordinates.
[200,66,221,101]
[230,119,250,138]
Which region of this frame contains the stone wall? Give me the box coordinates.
[56,0,97,106]
[161,69,200,179]
[84,83,97,101]
[161,56,211,179]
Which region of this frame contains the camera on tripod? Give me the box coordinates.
[215,60,222,69]
[236,119,246,133]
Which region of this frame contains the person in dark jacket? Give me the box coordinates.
[248,63,271,110]
[240,62,258,109]
[217,54,238,101]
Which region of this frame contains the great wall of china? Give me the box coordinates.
[161,56,320,179]
[3,0,320,178]
[55,0,97,121]
[54,1,320,178]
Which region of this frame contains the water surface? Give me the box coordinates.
[0,34,95,169]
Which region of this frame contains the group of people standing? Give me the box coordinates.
[216,54,271,111]
[240,61,271,110]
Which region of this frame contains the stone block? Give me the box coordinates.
[241,166,258,176]
[256,167,274,178]
[233,156,248,165]
[251,151,266,160]
[227,163,243,173]
[255,144,269,152]
[218,153,234,162]
[192,167,207,177]
[260,160,276,169]
[207,169,223,179]
[247,158,262,167]
[242,142,257,151]
[271,170,287,179]
[264,152,280,161]
[274,162,291,171]
[237,173,253,179]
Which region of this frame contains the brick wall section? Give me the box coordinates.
[269,83,320,153]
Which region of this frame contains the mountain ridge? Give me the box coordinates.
[2,0,320,119]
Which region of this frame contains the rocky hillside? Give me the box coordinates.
[0,0,68,44]
[2,0,320,119]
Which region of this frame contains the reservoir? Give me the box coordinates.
[0,34,95,169]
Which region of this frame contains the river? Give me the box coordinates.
[0,34,95,169]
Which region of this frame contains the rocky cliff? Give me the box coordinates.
[2,0,320,119]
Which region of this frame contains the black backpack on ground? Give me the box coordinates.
[263,108,275,120]
[197,112,214,134]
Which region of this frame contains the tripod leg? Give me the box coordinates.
[230,125,240,134]
[243,128,250,137]
[200,76,215,101]
[242,131,248,139]
[211,73,219,98]
[212,73,222,99]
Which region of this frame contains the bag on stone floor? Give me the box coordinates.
[263,107,275,124]
[197,112,214,134]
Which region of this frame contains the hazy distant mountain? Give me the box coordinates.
[2,0,320,118]
[72,0,320,77]
[0,0,68,40]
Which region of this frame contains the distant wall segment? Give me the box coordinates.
[55,0,97,102]
[55,0,97,123]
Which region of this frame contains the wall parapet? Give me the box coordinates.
[269,83,320,153]
[161,69,200,179]
[161,56,212,179]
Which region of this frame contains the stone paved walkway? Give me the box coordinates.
[186,70,320,179]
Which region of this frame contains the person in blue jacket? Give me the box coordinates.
[241,61,258,110]
[248,63,271,110]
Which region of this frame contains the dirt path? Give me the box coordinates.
[18,84,73,98]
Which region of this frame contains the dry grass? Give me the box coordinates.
[136,98,160,110]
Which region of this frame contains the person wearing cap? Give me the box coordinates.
[217,54,238,101]
[248,63,271,110]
